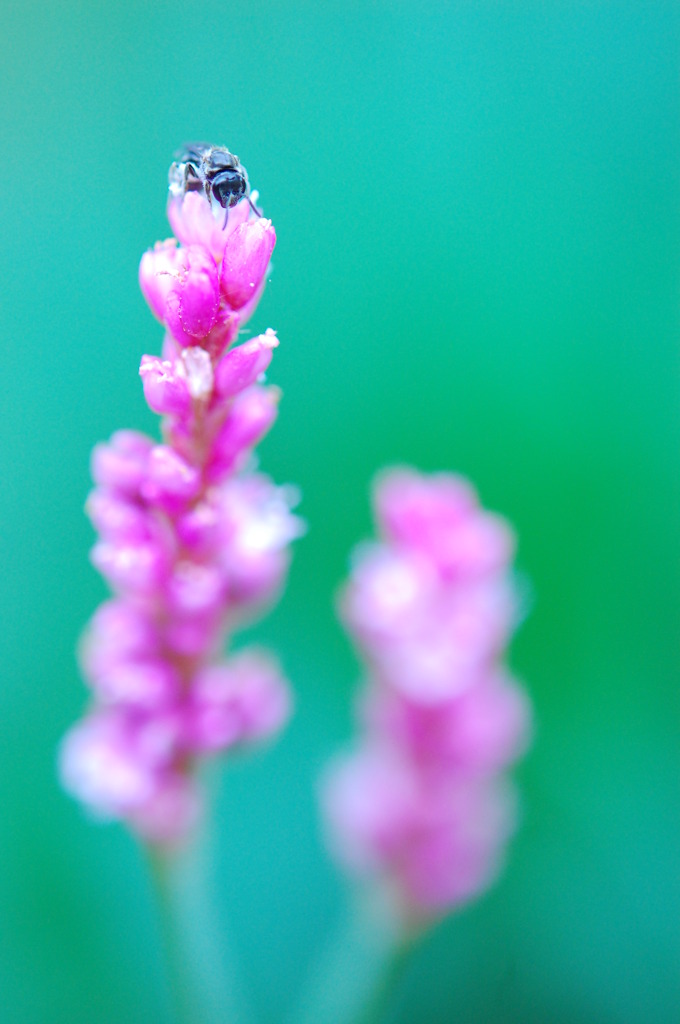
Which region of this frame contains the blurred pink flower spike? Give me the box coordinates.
[60,178,301,849]
[321,467,532,925]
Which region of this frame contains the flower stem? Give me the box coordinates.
[148,827,252,1024]
[352,938,415,1024]
[149,848,198,1024]
[287,885,416,1024]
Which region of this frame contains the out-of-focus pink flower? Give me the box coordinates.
[186,650,292,752]
[60,160,300,847]
[321,468,531,922]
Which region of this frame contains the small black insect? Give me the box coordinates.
[168,142,261,228]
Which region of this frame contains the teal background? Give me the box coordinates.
[1,2,678,1021]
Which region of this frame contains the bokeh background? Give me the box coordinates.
[1,2,678,1021]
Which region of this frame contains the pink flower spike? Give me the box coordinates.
[321,467,532,923]
[62,147,299,845]
[164,244,220,345]
[220,218,276,310]
[139,355,192,417]
[214,330,279,401]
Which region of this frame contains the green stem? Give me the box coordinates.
[287,884,417,1024]
[147,830,252,1024]
[352,939,415,1024]
[149,848,200,1024]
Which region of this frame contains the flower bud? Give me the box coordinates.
[80,600,158,680]
[91,431,153,497]
[139,239,184,323]
[141,445,201,510]
[208,386,279,480]
[93,658,180,709]
[186,651,291,753]
[167,190,250,262]
[164,245,220,345]
[86,488,152,543]
[59,712,158,816]
[214,330,278,400]
[139,355,192,417]
[220,218,276,310]
[90,538,169,595]
[167,561,224,616]
[375,469,476,553]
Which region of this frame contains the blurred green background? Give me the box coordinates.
[1,1,678,1021]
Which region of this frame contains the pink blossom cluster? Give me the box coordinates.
[322,468,531,920]
[60,187,302,844]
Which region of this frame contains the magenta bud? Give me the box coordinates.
[86,488,151,542]
[176,501,219,553]
[214,330,279,400]
[141,445,201,508]
[375,469,477,550]
[91,431,153,496]
[59,712,159,816]
[164,613,221,658]
[187,651,291,753]
[91,539,168,595]
[168,561,224,615]
[139,355,192,417]
[220,218,276,310]
[165,245,220,345]
[139,239,184,323]
[94,658,180,709]
[208,386,279,480]
[80,600,158,680]
[168,190,251,262]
